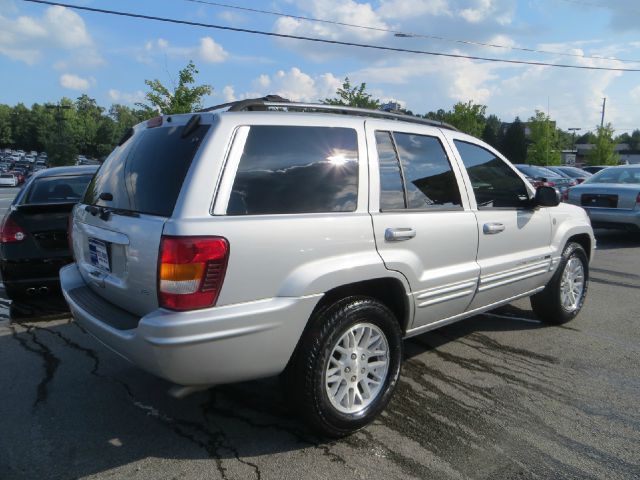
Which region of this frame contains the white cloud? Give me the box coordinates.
[222,85,236,102]
[60,73,93,90]
[136,36,228,64]
[232,68,342,102]
[108,89,145,104]
[199,36,228,63]
[0,5,102,66]
[377,0,451,20]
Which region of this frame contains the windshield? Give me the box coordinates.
[585,167,640,184]
[558,167,591,178]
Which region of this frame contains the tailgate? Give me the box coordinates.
[72,207,166,317]
[12,203,74,252]
[70,116,211,317]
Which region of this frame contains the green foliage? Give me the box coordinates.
[322,77,380,109]
[527,110,561,165]
[481,114,502,149]
[445,101,487,137]
[138,61,213,114]
[501,117,527,163]
[587,124,619,166]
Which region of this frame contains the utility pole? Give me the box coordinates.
[600,97,606,129]
[568,127,581,165]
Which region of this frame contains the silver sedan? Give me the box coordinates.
[567,165,640,231]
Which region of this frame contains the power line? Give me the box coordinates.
[183,0,640,64]
[20,0,640,72]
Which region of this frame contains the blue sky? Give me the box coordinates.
[1,0,640,131]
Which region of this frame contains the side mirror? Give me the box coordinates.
[534,185,560,207]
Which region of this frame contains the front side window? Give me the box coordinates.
[227,126,358,215]
[454,140,529,209]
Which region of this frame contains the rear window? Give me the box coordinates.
[84,122,210,216]
[227,126,358,215]
[26,175,94,204]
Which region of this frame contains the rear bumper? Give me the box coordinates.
[582,207,640,230]
[60,263,321,386]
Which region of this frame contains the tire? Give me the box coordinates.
[531,242,589,324]
[285,296,403,438]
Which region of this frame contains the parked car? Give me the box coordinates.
[0,173,18,187]
[567,165,640,231]
[60,98,594,437]
[546,166,592,184]
[8,170,25,184]
[514,164,577,195]
[0,166,98,300]
[582,165,609,174]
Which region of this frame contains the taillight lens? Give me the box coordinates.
[562,188,571,202]
[636,193,640,205]
[0,215,26,243]
[158,236,229,311]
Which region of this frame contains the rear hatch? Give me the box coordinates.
[72,117,211,317]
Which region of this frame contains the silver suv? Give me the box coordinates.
[61,98,594,437]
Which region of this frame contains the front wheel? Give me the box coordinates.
[285,297,403,437]
[531,242,589,324]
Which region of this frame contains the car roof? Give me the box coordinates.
[30,165,99,178]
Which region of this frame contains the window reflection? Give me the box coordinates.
[228,126,359,215]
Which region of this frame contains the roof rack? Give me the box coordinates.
[200,95,459,131]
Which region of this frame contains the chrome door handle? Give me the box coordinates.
[385,228,416,241]
[483,223,505,234]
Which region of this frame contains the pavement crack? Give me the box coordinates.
[9,322,61,409]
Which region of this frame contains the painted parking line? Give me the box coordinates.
[482,312,542,324]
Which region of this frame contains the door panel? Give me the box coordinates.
[446,137,553,310]
[366,121,480,329]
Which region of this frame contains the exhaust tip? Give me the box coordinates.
[26,288,37,296]
[39,287,49,295]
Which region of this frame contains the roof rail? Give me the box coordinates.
[200,95,459,131]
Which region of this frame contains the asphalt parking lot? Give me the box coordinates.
[0,186,638,480]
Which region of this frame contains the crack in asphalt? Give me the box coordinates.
[590,276,640,290]
[9,322,61,409]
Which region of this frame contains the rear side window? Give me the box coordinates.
[454,140,529,209]
[227,126,358,215]
[84,123,210,216]
[27,175,94,204]
[374,130,462,211]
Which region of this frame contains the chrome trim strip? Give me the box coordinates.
[404,286,545,338]
[416,279,478,300]
[417,288,476,308]
[478,267,549,292]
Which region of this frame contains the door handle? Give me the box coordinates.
[385,228,416,241]
[483,222,505,235]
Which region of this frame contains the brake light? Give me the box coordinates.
[543,181,556,187]
[562,188,571,202]
[636,193,640,205]
[158,236,229,310]
[147,116,163,128]
[0,215,26,243]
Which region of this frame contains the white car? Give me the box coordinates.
[0,173,18,187]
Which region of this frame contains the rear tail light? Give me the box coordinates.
[562,188,571,202]
[543,181,556,187]
[636,193,640,205]
[0,215,26,243]
[158,236,229,311]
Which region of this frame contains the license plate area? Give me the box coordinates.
[581,194,618,208]
[88,238,111,272]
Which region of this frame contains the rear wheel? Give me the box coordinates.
[531,242,588,324]
[285,296,403,437]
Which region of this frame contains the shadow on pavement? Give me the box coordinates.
[593,229,640,250]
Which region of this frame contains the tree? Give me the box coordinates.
[0,105,13,147]
[481,114,501,150]
[527,110,561,165]
[587,124,619,166]
[445,101,486,137]
[138,61,213,114]
[501,117,527,163]
[322,77,380,109]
